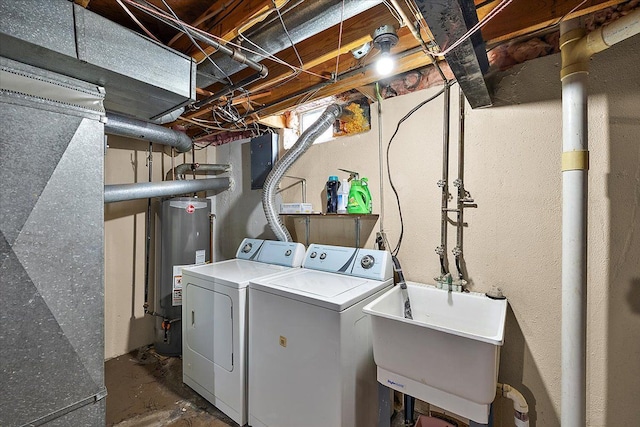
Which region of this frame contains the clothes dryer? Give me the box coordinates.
[181,238,305,426]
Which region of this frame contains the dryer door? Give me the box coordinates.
[185,284,233,371]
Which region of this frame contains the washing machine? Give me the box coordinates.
[181,238,305,426]
[248,244,393,427]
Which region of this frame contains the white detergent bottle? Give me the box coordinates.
[337,178,350,213]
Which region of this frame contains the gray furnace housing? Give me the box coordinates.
[156,197,211,356]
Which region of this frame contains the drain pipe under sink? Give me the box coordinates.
[497,384,529,427]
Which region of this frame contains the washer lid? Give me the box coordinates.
[183,259,292,288]
[250,269,392,311]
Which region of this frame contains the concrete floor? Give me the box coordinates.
[104,346,463,427]
[105,346,236,427]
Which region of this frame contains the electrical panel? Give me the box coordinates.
[250,133,278,190]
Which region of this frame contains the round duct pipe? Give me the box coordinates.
[104,177,230,203]
[105,112,192,153]
[262,104,343,241]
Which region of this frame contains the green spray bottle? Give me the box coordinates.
[340,169,372,214]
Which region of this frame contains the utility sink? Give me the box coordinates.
[363,282,508,423]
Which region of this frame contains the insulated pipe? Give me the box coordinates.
[262,104,343,241]
[104,177,230,203]
[105,112,192,153]
[165,163,231,181]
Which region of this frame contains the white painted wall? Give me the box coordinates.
[210,37,639,426]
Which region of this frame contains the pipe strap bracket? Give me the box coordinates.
[562,150,589,171]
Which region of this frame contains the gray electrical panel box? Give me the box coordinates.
[250,133,278,190]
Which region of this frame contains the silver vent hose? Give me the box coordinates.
[262,104,344,241]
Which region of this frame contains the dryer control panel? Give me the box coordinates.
[235,238,265,260]
[303,244,392,281]
[257,240,306,267]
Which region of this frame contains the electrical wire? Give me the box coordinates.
[115,0,161,42]
[272,0,304,68]
[382,0,404,25]
[386,87,446,256]
[434,0,514,57]
[333,0,345,82]
[123,0,330,82]
[158,0,233,85]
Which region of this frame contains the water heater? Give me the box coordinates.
[155,196,211,356]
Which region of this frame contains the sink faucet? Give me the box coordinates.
[435,272,466,292]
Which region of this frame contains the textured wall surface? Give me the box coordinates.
[210,139,277,261]
[0,64,105,425]
[103,138,209,359]
[213,37,639,426]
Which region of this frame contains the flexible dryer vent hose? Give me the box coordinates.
[262,104,344,241]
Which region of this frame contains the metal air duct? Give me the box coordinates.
[0,0,196,121]
[166,163,231,180]
[413,0,492,108]
[196,0,383,88]
[105,112,193,153]
[104,178,230,203]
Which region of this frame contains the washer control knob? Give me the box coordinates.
[242,243,253,253]
[319,253,327,260]
[361,255,375,269]
[285,249,292,256]
[310,251,317,258]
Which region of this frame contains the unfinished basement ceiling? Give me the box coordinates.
[80,0,635,140]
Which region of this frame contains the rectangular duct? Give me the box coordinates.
[414,0,492,108]
[0,0,196,120]
[0,57,106,426]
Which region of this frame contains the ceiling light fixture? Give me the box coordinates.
[372,25,399,76]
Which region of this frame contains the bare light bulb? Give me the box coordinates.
[376,52,395,76]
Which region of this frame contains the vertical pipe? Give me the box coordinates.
[560,20,587,427]
[438,83,451,274]
[143,142,153,312]
[455,87,465,280]
[378,87,385,232]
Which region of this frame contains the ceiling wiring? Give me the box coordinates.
[115,0,161,42]
[123,0,330,83]
[272,0,304,68]
[382,0,405,25]
[333,0,346,82]
[434,0,514,57]
[156,0,234,85]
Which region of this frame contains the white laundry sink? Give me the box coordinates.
[363,282,508,423]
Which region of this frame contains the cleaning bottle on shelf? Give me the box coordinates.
[337,178,350,214]
[361,177,372,213]
[346,177,371,214]
[326,175,340,213]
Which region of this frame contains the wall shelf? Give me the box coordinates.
[280,213,379,248]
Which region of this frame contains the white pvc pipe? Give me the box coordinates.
[602,8,640,46]
[498,383,530,427]
[560,20,588,427]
